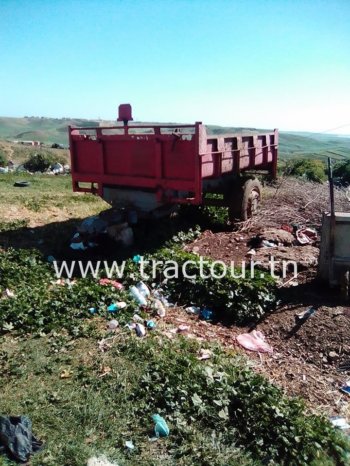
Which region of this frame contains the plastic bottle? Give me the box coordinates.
[107,302,126,312]
[152,414,169,437]
[136,281,150,298]
[130,286,147,306]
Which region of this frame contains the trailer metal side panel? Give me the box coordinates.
[69,122,278,205]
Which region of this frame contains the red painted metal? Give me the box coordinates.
[69,105,278,207]
[117,104,133,125]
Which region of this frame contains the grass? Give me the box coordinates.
[0,322,349,465]
[0,175,349,465]
[0,173,106,220]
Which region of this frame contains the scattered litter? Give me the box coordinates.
[2,289,15,299]
[136,281,150,297]
[108,319,119,330]
[107,223,134,246]
[70,233,88,250]
[78,216,107,235]
[87,456,119,466]
[177,324,190,333]
[200,307,214,321]
[338,360,350,372]
[261,240,276,248]
[340,381,350,396]
[152,414,169,438]
[133,314,144,322]
[125,440,135,450]
[295,307,316,324]
[132,255,142,263]
[153,290,171,307]
[197,349,212,360]
[88,307,97,314]
[236,330,273,353]
[329,416,350,436]
[296,227,318,245]
[50,162,64,174]
[135,323,146,337]
[107,302,126,313]
[130,286,147,306]
[185,306,201,315]
[280,224,294,234]
[107,304,118,313]
[246,249,256,256]
[0,415,43,463]
[154,299,166,317]
[258,228,295,246]
[146,320,156,329]
[99,278,124,290]
[47,255,56,263]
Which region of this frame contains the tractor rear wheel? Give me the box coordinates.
[228,178,262,222]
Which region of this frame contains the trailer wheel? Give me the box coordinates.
[228,178,262,222]
[242,179,262,220]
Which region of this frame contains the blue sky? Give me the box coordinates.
[0,0,349,133]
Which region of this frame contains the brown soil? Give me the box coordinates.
[178,216,350,418]
[161,303,350,417]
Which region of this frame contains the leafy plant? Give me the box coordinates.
[333,160,350,185]
[0,150,7,167]
[121,336,350,466]
[157,248,276,324]
[286,158,326,183]
[23,151,66,172]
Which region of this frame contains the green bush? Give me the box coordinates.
[0,249,137,334]
[287,158,326,183]
[121,247,277,325]
[122,336,350,465]
[0,150,7,167]
[333,160,350,185]
[23,151,65,172]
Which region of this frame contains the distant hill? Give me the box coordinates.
[0,116,349,160]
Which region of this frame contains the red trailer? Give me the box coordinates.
[69,104,278,220]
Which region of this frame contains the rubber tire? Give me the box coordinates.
[241,178,262,221]
[228,178,262,221]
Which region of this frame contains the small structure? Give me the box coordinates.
[318,159,350,298]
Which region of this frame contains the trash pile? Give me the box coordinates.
[94,279,172,346]
[243,226,320,278]
[70,209,137,250]
[247,225,318,253]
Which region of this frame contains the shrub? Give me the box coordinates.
[121,247,277,325]
[333,160,350,185]
[287,158,326,183]
[0,150,7,167]
[123,336,350,465]
[23,151,65,172]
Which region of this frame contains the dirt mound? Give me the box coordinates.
[254,245,319,272]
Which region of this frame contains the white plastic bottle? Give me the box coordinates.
[130,286,147,306]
